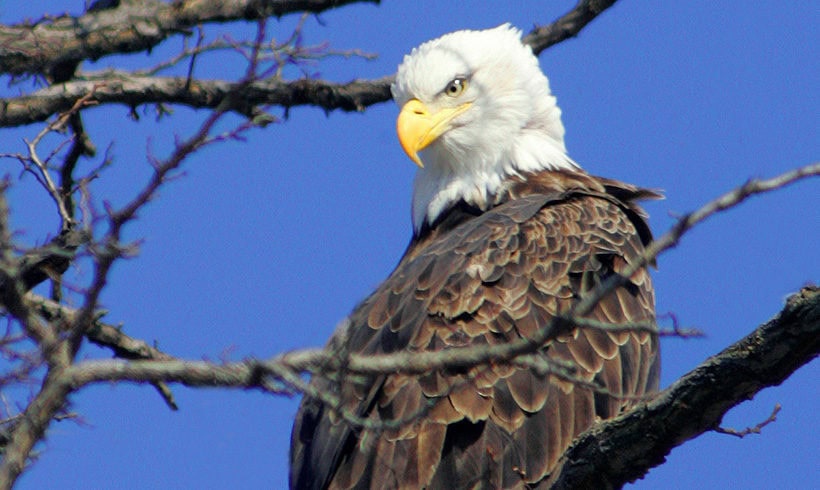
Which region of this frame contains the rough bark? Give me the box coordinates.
[546,286,820,489]
[0,74,394,127]
[0,0,377,77]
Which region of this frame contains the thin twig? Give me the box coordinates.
[570,162,820,322]
[715,404,782,438]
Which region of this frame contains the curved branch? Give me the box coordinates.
[546,285,820,489]
[14,163,816,399]
[0,0,376,77]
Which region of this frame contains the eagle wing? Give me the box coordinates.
[290,189,659,489]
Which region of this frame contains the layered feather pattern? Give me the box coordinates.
[290,171,660,489]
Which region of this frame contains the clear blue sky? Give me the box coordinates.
[2,1,817,488]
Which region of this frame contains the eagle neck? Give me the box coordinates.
[411,130,579,234]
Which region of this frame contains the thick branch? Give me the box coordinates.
[0,74,394,127]
[546,286,820,489]
[0,0,376,77]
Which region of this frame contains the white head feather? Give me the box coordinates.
[391,24,580,232]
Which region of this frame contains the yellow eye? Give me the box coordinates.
[444,77,468,97]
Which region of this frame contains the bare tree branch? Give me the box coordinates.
[570,162,820,322]
[7,163,808,451]
[313,163,820,380]
[7,163,816,426]
[0,368,72,488]
[56,285,819,401]
[0,0,378,77]
[1,90,99,226]
[0,20,284,486]
[0,73,394,127]
[0,1,619,128]
[523,0,619,55]
[0,191,74,487]
[545,285,819,489]
[26,292,174,362]
[28,291,180,409]
[14,281,809,488]
[0,92,98,299]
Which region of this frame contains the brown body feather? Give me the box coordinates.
[290,170,660,489]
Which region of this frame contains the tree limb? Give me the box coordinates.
[0,368,73,489]
[571,162,820,324]
[0,0,377,77]
[545,285,820,489]
[0,1,620,128]
[26,293,174,362]
[0,73,394,127]
[523,0,619,55]
[14,163,820,412]
[26,293,180,412]
[58,286,819,420]
[0,48,263,486]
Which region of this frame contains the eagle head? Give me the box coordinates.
[391,24,580,232]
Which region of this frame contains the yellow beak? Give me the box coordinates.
[396,99,472,168]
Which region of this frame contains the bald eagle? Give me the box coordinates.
[290,25,660,489]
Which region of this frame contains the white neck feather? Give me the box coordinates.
[411,99,579,233]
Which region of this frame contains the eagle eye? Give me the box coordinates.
[444,77,468,98]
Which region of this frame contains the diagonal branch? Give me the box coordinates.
[26,292,173,362]
[4,163,811,488]
[291,163,820,380]
[25,291,179,410]
[523,0,619,55]
[570,162,820,322]
[13,163,814,400]
[545,285,820,489]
